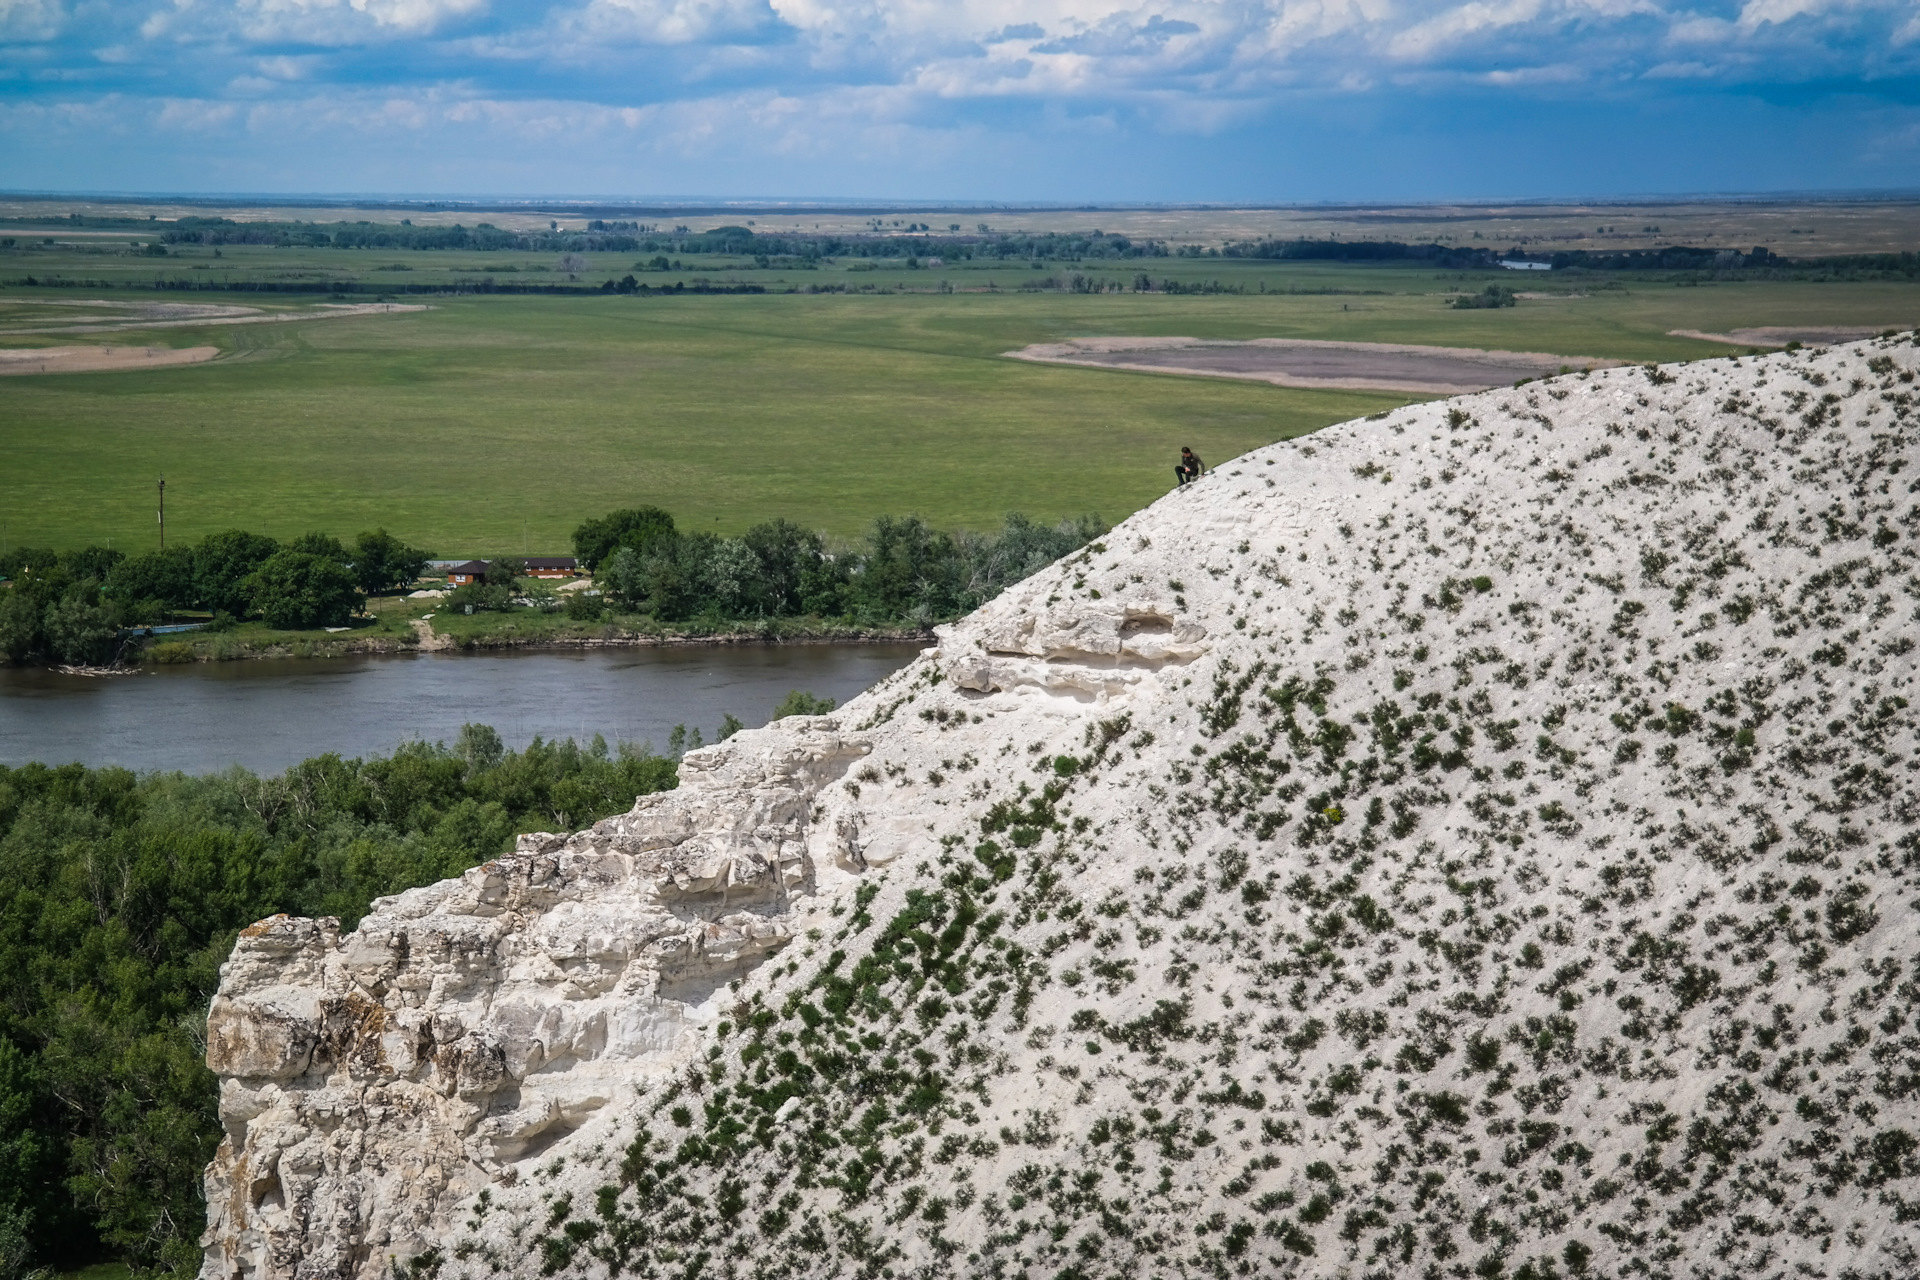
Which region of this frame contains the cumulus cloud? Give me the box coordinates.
[136,0,492,47]
[0,0,62,40]
[0,0,1913,194]
[7,0,1911,91]
[561,0,778,45]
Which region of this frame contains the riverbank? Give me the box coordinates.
[128,595,932,667]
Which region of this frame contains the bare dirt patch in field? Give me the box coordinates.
[1006,336,1620,393]
[0,300,429,336]
[1669,325,1907,349]
[0,344,220,375]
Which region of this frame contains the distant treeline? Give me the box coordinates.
[1223,239,1512,269]
[1220,237,1920,279]
[153,218,1169,262]
[0,530,428,665]
[4,275,769,297]
[1218,238,1790,271]
[462,507,1108,627]
[0,731,679,1277]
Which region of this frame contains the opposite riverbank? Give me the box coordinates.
[131,595,932,667]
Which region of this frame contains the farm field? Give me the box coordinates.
[3,240,1918,555]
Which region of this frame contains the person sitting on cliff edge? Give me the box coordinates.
[1175,446,1205,486]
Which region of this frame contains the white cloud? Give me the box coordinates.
[1665,15,1733,43]
[0,0,1912,188]
[1732,0,1890,29]
[203,0,492,44]
[1483,60,1582,82]
[154,96,241,128]
[0,0,62,41]
[564,0,775,45]
[1388,0,1546,60]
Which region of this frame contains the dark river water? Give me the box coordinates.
[0,644,922,775]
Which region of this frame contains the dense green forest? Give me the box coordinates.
[0,730,682,1278]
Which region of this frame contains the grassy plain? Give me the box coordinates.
[3,239,1918,555]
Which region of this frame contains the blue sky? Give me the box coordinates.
[0,0,1916,199]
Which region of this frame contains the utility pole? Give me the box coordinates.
[158,475,165,549]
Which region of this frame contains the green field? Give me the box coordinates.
[4,239,1918,556]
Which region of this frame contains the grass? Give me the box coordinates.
[57,1265,135,1280]
[3,248,1917,554]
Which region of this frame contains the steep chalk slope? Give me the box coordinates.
[203,338,1920,1280]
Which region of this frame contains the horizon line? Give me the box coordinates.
[6,187,1920,217]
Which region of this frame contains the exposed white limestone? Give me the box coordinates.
[204,336,1920,1280]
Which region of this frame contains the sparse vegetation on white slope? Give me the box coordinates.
[205,336,1920,1280]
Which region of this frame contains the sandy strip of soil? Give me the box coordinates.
[1669,325,1904,348]
[0,302,430,337]
[43,299,266,320]
[1005,336,1622,394]
[0,344,220,375]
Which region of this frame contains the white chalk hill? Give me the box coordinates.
[203,337,1920,1280]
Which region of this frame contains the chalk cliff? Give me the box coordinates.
[204,336,1920,1280]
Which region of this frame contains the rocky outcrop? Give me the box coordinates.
[205,336,1920,1280]
[201,725,871,1279]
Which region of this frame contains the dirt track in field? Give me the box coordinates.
[1668,326,1904,349]
[0,300,429,337]
[0,344,220,375]
[1004,337,1621,393]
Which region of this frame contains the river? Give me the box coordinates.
[0,644,922,775]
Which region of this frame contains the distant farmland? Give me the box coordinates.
[2,210,1916,555]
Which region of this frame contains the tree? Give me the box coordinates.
[106,546,195,615]
[0,1036,52,1280]
[961,512,1106,607]
[57,545,124,583]
[193,530,279,617]
[771,690,836,720]
[287,532,351,564]
[705,539,761,617]
[1450,285,1516,310]
[455,722,504,772]
[643,533,718,622]
[445,581,512,613]
[743,519,829,616]
[573,508,677,571]
[851,515,960,622]
[799,556,849,616]
[42,585,118,665]
[0,548,56,580]
[482,557,524,588]
[352,529,430,594]
[246,550,361,629]
[600,546,647,610]
[0,593,39,665]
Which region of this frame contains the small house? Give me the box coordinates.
[523,557,580,579]
[446,561,489,585]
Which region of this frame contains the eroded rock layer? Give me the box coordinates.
[205,337,1920,1280]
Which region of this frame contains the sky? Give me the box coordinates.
[0,0,1916,201]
